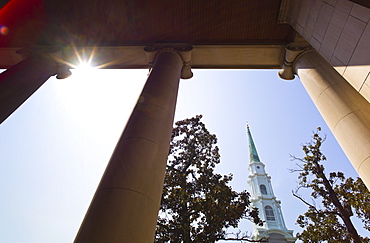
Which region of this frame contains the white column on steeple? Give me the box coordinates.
[246,124,296,242]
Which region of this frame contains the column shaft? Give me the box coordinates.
[74,50,183,242]
[295,50,370,189]
[0,54,57,124]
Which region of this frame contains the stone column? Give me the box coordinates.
[74,45,192,243]
[0,49,71,124]
[279,45,370,190]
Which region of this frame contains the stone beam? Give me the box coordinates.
[0,45,286,70]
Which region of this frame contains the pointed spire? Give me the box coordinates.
[246,123,261,163]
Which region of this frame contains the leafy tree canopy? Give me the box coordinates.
[292,128,370,243]
[155,115,262,243]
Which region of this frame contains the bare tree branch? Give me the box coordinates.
[292,190,318,212]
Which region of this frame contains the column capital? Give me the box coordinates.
[16,47,72,79]
[278,44,313,80]
[144,43,193,79]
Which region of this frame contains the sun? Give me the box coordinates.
[65,44,98,70]
[71,62,99,80]
[61,44,125,75]
[76,61,95,71]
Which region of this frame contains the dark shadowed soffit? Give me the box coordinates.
[349,0,370,9]
[0,0,295,69]
[0,0,294,47]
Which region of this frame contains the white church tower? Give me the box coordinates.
[246,124,296,242]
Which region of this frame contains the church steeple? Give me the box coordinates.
[246,124,296,242]
[246,123,260,163]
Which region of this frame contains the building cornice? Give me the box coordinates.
[0,44,287,70]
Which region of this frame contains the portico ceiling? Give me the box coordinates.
[0,0,295,69]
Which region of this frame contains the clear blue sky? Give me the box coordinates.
[0,68,368,242]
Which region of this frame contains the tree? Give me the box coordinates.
[155,115,263,243]
[291,128,370,243]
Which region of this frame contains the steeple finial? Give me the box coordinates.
[246,123,260,163]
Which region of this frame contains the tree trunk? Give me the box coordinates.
[314,161,362,243]
[181,163,192,243]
